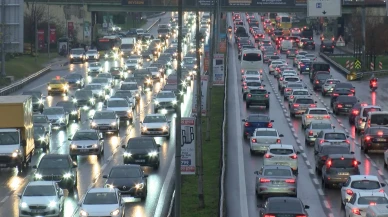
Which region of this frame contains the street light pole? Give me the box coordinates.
[35,4,38,63]
[82,1,85,44]
[361,2,366,71]
[1,0,6,76]
[47,0,50,58]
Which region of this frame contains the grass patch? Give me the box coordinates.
[0,53,59,87]
[181,86,224,217]
[292,20,308,28]
[330,56,388,71]
[117,19,147,30]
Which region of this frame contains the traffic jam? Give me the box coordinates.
[0,13,206,217]
[229,12,388,217]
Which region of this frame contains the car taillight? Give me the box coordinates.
[287,51,290,53]
[280,77,283,81]
[285,88,291,91]
[324,115,330,119]
[337,104,343,108]
[265,94,269,98]
[380,189,384,192]
[251,138,257,143]
[268,122,273,128]
[352,208,361,215]
[290,154,297,159]
[308,131,313,136]
[326,160,332,167]
[244,122,250,127]
[352,110,359,115]
[346,189,353,195]
[348,93,353,96]
[296,215,307,217]
[265,154,273,158]
[350,89,355,93]
[264,215,276,217]
[293,104,300,107]
[315,80,319,84]
[378,131,384,136]
[285,179,295,183]
[353,160,358,167]
[260,178,271,183]
[244,86,248,89]
[322,45,325,48]
[307,115,313,119]
[310,104,316,108]
[333,93,339,96]
[365,136,371,141]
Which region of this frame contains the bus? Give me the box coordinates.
[269,13,277,25]
[276,13,292,30]
[241,49,264,73]
[96,36,121,59]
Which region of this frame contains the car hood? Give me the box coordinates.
[81,204,120,216]
[107,107,129,112]
[71,140,98,146]
[89,66,101,70]
[142,122,167,128]
[36,168,69,176]
[45,114,64,121]
[93,119,116,125]
[21,196,58,205]
[155,98,176,102]
[105,177,142,187]
[127,148,157,154]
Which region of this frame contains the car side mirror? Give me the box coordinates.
[267,92,271,94]
[279,134,284,137]
[381,183,386,187]
[73,163,78,168]
[32,165,37,169]
[121,144,126,149]
[315,101,317,103]
[144,174,149,178]
[314,135,318,138]
[17,193,22,198]
[270,120,274,122]
[304,205,310,209]
[102,175,108,178]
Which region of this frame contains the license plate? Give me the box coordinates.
[275,162,288,165]
[345,104,352,107]
[149,131,160,134]
[32,210,44,213]
[100,127,108,130]
[135,159,145,163]
[377,138,387,142]
[316,117,323,120]
[306,68,309,70]
[80,149,88,152]
[338,172,349,175]
[0,164,6,167]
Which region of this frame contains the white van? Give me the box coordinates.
[366,111,388,128]
[366,204,388,217]
[280,39,293,53]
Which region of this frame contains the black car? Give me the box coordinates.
[321,154,361,187]
[109,67,124,79]
[258,197,310,216]
[348,102,368,125]
[320,40,335,53]
[56,101,80,122]
[333,96,358,115]
[330,88,354,107]
[122,137,161,169]
[312,73,331,90]
[334,82,355,94]
[361,126,388,153]
[237,38,251,51]
[112,90,135,105]
[314,143,352,172]
[32,154,78,192]
[103,165,148,200]
[72,90,95,109]
[309,62,330,82]
[33,125,50,152]
[267,55,281,65]
[302,39,315,50]
[21,90,44,113]
[64,73,84,88]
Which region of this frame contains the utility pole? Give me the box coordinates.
[47,0,50,58]
[206,3,217,141]
[82,0,85,43]
[34,3,38,63]
[1,0,6,76]
[174,0,183,215]
[361,3,366,71]
[195,6,205,208]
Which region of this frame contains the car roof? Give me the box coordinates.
[292,89,308,92]
[268,144,293,149]
[88,187,117,193]
[319,129,346,134]
[75,129,97,133]
[262,165,292,170]
[327,154,354,159]
[108,98,127,101]
[27,181,57,186]
[308,108,327,111]
[349,175,379,181]
[255,128,277,132]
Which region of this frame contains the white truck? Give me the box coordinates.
[121,37,137,57]
[0,95,35,173]
[366,204,388,217]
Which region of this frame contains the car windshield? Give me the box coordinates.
[107,100,128,107]
[248,116,269,122]
[0,132,19,145]
[288,84,303,88]
[338,96,357,103]
[34,126,46,135]
[56,101,73,109]
[71,49,84,54]
[324,133,346,140]
[87,50,98,54]
[285,77,299,82]
[317,74,331,80]
[312,123,332,129]
[144,115,167,123]
[184,58,195,64]
[33,116,47,123]
[127,59,138,63]
[94,112,116,119]
[157,92,175,98]
[92,78,108,84]
[83,192,118,205]
[127,139,155,149]
[351,180,380,190]
[42,108,63,115]
[295,99,314,104]
[363,108,382,117]
[263,169,291,176]
[331,159,354,168]
[270,56,280,60]
[98,74,111,79]
[85,85,101,90]
[322,146,349,154]
[246,71,259,75]
[250,89,266,94]
[256,131,277,137]
[75,91,92,98]
[305,54,315,58]
[358,196,388,205]
[293,91,308,95]
[39,158,69,168]
[269,148,294,155]
[109,167,141,178]
[73,132,98,140]
[309,110,328,115]
[24,185,56,196]
[49,80,63,84]
[90,63,101,67]
[368,128,388,135]
[121,84,138,90]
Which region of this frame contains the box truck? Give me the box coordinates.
[0,95,34,172]
[121,37,137,57]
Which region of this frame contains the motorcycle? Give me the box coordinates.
[370,80,378,91]
[228,27,232,34]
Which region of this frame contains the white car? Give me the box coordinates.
[154,91,178,113]
[18,181,64,217]
[69,129,104,159]
[242,70,262,80]
[141,114,171,139]
[249,128,284,154]
[106,98,133,123]
[288,89,311,101]
[321,79,341,96]
[341,175,386,206]
[344,192,388,217]
[301,108,331,129]
[263,144,300,174]
[88,62,103,73]
[125,58,139,72]
[293,54,305,66]
[91,78,111,93]
[281,70,298,77]
[355,105,382,133]
[268,61,284,74]
[90,110,120,135]
[120,82,141,100]
[278,76,301,91]
[79,188,125,217]
[97,73,114,86]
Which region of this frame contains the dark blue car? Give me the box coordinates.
[242,114,274,139]
[64,74,84,88]
[299,60,312,73]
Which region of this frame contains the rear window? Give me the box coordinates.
[312,123,332,129]
[321,146,349,154]
[270,56,280,60]
[288,84,303,88]
[263,169,291,176]
[285,77,299,82]
[251,89,267,94]
[370,114,388,125]
[295,98,314,104]
[324,133,346,140]
[351,180,380,190]
[336,83,352,89]
[248,116,269,122]
[316,74,331,80]
[256,131,277,137]
[309,110,328,115]
[269,148,294,155]
[292,91,308,95]
[337,96,357,103]
[243,53,262,61]
[331,159,354,168]
[268,200,303,213]
[367,127,388,135]
[247,82,261,86]
[358,196,388,205]
[363,108,382,117]
[313,63,330,71]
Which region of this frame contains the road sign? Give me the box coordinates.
[379,61,383,69]
[192,75,208,116]
[307,0,341,17]
[181,117,196,175]
[355,60,361,69]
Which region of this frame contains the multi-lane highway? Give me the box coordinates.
[226,12,388,217]
[0,13,194,217]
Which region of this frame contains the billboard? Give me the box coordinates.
[181,117,196,175]
[192,75,208,116]
[0,0,23,53]
[213,53,225,86]
[50,26,56,43]
[121,0,149,5]
[224,0,297,6]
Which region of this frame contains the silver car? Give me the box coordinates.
[154,91,178,113]
[90,111,119,135]
[242,81,263,100]
[42,107,68,130]
[112,90,136,109]
[84,84,105,101]
[33,114,52,134]
[69,129,104,159]
[147,66,162,81]
[314,129,349,151]
[283,82,306,100]
[97,73,114,87]
[304,120,333,146]
[87,62,103,74]
[254,165,297,199]
[91,78,111,95]
[289,96,316,117]
[321,79,340,96]
[141,114,171,139]
[106,98,133,123]
[79,188,125,217]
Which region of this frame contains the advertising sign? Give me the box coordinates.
[38,30,44,49]
[121,0,148,5]
[84,21,90,37]
[67,22,74,38]
[49,26,56,43]
[219,33,227,53]
[192,75,208,116]
[181,117,196,175]
[213,54,225,86]
[204,45,210,71]
[254,0,294,6]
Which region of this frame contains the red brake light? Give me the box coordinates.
[333,93,339,96]
[352,209,361,215]
[244,122,249,127]
[332,46,334,48]
[265,154,273,158]
[379,189,384,192]
[285,179,295,183]
[260,178,271,183]
[378,131,384,136]
[370,202,377,206]
[285,88,291,91]
[324,115,330,119]
[268,122,273,128]
[361,103,368,106]
[310,104,317,108]
[251,138,257,143]
[265,94,269,98]
[280,77,283,81]
[315,80,319,84]
[309,130,313,136]
[346,189,353,195]
[353,160,358,167]
[290,154,297,159]
[276,139,281,143]
[365,136,371,141]
[337,104,343,108]
[352,110,359,115]
[247,94,252,97]
[307,115,313,119]
[326,160,332,167]
[320,139,325,144]
[348,93,353,96]
[290,96,294,99]
[322,46,325,48]
[244,86,248,89]
[350,89,355,92]
[293,104,299,107]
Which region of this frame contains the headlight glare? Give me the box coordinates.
[72,98,77,103]
[135,183,144,189]
[71,110,78,115]
[111,122,116,126]
[21,202,28,208]
[111,209,120,216]
[63,173,72,179]
[80,210,88,217]
[48,201,57,208]
[70,144,77,149]
[39,136,45,141]
[154,100,159,105]
[123,152,132,157]
[35,173,43,179]
[172,100,177,104]
[142,126,147,131]
[148,151,158,157]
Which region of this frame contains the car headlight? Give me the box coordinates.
[70,55,74,58]
[114,53,119,59]
[58,117,64,122]
[80,209,88,217]
[64,85,69,90]
[47,86,52,90]
[76,80,81,84]
[142,126,147,131]
[48,201,57,208]
[104,54,108,58]
[88,68,91,72]
[63,173,72,179]
[39,136,45,141]
[12,149,19,158]
[123,152,132,157]
[70,144,77,149]
[154,100,159,105]
[94,55,98,58]
[35,173,42,179]
[71,110,78,115]
[162,126,168,131]
[104,85,109,89]
[135,183,144,189]
[72,98,77,103]
[172,100,177,104]
[98,91,103,96]
[99,67,103,71]
[21,202,28,208]
[92,144,98,148]
[146,79,151,84]
[91,122,96,127]
[111,122,116,126]
[105,184,114,188]
[167,61,171,65]
[111,208,120,216]
[148,151,158,157]
[38,99,44,104]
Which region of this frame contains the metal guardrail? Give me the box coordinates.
[166,190,175,217]
[146,19,160,33]
[319,52,350,75]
